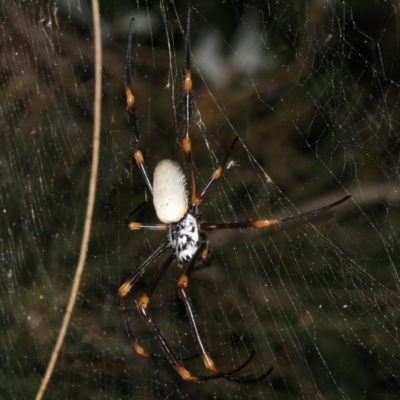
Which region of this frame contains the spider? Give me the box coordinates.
[118,8,351,383]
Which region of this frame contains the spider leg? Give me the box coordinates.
[135,252,199,362]
[181,7,198,208]
[195,136,239,207]
[118,242,170,358]
[181,9,239,213]
[125,220,168,231]
[176,239,273,383]
[133,252,217,379]
[124,202,169,231]
[200,194,351,230]
[125,18,153,194]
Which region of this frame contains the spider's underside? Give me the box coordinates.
[118,8,351,383]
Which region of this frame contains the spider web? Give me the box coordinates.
[1,0,400,398]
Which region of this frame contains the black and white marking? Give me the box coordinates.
[153,159,200,262]
[169,213,200,263]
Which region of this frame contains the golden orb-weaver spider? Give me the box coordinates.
[118,8,350,383]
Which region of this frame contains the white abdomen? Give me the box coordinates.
[153,159,188,224]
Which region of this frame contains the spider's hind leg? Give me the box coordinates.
[131,252,200,362]
[118,242,170,358]
[176,239,272,383]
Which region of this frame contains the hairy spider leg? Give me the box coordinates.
[125,18,153,194]
[200,194,351,230]
[118,242,170,358]
[175,237,273,383]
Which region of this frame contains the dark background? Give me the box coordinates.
[1,0,399,398]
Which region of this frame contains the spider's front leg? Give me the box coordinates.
[125,17,153,194]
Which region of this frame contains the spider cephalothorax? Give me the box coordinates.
[168,213,199,263]
[118,7,350,383]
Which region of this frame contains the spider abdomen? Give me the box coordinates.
[169,213,200,263]
[153,159,189,224]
